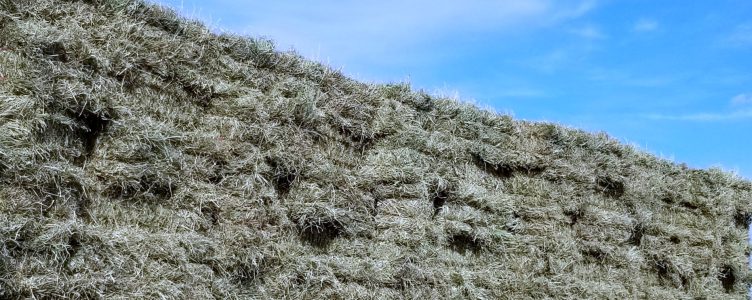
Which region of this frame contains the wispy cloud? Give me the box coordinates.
[587,68,677,87]
[569,25,606,39]
[526,48,574,73]
[160,0,597,66]
[643,110,752,121]
[633,18,659,32]
[550,0,598,21]
[247,0,594,44]
[723,23,752,46]
[731,93,752,106]
[489,88,548,98]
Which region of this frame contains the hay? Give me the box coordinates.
[1,0,750,299]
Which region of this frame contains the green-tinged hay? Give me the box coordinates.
[1,0,751,299]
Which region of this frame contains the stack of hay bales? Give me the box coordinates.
[0,0,750,298]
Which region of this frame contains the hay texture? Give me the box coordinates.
[1,0,751,299]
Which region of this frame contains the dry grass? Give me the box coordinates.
[1,0,751,299]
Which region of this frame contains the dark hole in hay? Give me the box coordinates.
[413,94,434,112]
[63,232,81,271]
[657,189,680,206]
[336,125,381,151]
[596,175,625,198]
[523,165,547,176]
[3,236,24,257]
[105,182,137,199]
[628,223,644,246]
[140,175,175,200]
[581,248,606,262]
[432,187,450,218]
[281,89,296,98]
[371,194,381,217]
[680,275,690,290]
[66,232,81,257]
[471,153,513,178]
[201,203,221,226]
[471,152,546,179]
[542,255,553,275]
[107,174,176,201]
[292,273,306,286]
[0,154,7,175]
[272,173,297,196]
[72,109,111,159]
[204,251,264,285]
[41,41,68,62]
[265,157,298,196]
[111,68,139,89]
[183,82,215,107]
[669,236,680,244]
[82,56,100,73]
[655,260,670,285]
[563,208,584,226]
[207,159,226,184]
[207,173,223,184]
[261,195,274,206]
[299,219,344,249]
[75,195,91,220]
[733,211,751,228]
[719,265,736,293]
[651,259,691,290]
[448,233,484,254]
[679,201,698,210]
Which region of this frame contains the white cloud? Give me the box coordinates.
[158,0,597,72]
[587,68,677,87]
[731,93,752,106]
[643,110,752,121]
[633,18,658,32]
[493,88,548,98]
[240,0,594,47]
[569,25,606,39]
[550,0,598,21]
[725,23,752,46]
[526,48,573,73]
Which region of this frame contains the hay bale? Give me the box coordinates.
[0,0,750,299]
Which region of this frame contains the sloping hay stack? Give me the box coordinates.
[0,0,750,299]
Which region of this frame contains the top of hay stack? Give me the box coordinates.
[1,0,750,298]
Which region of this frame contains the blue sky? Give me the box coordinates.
[154,0,752,179]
